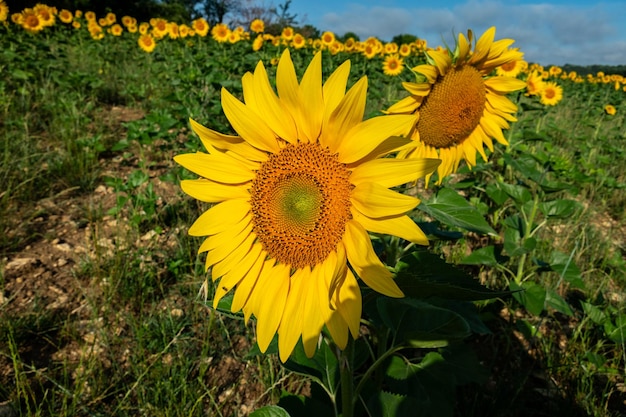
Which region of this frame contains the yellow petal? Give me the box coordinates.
[427,50,451,75]
[231,244,266,311]
[188,199,250,236]
[212,242,263,308]
[412,64,439,83]
[298,52,324,142]
[337,115,415,164]
[174,152,255,183]
[189,118,268,162]
[278,267,308,362]
[352,182,419,218]
[199,214,251,253]
[204,223,253,270]
[350,158,440,188]
[352,209,429,246]
[402,81,431,97]
[181,179,249,203]
[323,76,367,152]
[343,220,404,298]
[457,32,470,61]
[255,261,290,352]
[323,59,351,118]
[385,95,419,114]
[469,26,495,64]
[323,244,350,349]
[484,76,526,93]
[334,269,361,339]
[252,60,298,143]
[221,87,280,153]
[301,265,324,358]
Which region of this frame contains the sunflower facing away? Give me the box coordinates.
[174,50,440,362]
[386,27,526,185]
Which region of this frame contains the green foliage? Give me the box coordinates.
[0,12,625,417]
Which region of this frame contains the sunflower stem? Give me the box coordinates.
[339,336,354,417]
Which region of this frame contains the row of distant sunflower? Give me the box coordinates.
[2,0,624,99]
[0,1,431,59]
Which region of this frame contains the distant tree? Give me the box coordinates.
[391,33,418,45]
[272,0,296,27]
[338,31,360,42]
[201,0,241,25]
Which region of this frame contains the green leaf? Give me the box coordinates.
[606,314,626,344]
[511,281,546,316]
[377,298,471,348]
[283,339,339,394]
[418,187,497,236]
[539,199,581,218]
[545,289,574,316]
[460,245,510,267]
[249,406,291,417]
[550,251,585,289]
[498,181,532,204]
[485,183,509,205]
[581,302,607,325]
[373,352,454,417]
[396,250,512,300]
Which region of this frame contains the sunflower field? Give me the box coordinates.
[1,2,625,417]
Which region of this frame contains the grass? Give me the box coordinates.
[1,20,625,417]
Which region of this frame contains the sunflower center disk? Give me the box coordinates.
[250,143,352,269]
[417,65,486,148]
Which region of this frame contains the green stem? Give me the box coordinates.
[353,344,407,407]
[340,337,355,417]
[515,195,540,284]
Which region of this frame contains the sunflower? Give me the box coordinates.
[250,18,264,33]
[291,33,306,49]
[58,9,73,24]
[383,54,404,77]
[252,34,264,51]
[604,104,616,116]
[525,70,545,96]
[138,33,156,53]
[211,23,230,42]
[320,31,335,47]
[495,58,526,78]
[539,81,563,106]
[109,23,123,36]
[386,27,526,185]
[0,1,9,22]
[174,50,439,362]
[33,4,54,27]
[20,8,43,33]
[192,18,209,37]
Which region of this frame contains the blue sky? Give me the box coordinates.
[283,0,626,66]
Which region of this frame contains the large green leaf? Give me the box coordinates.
[376,298,471,348]
[366,353,454,417]
[418,187,497,235]
[283,338,339,394]
[511,281,546,316]
[397,250,512,300]
[550,251,584,289]
[461,245,509,267]
[249,406,291,417]
[539,199,582,218]
[498,181,532,204]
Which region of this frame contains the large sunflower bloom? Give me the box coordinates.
[174,50,439,362]
[386,27,526,185]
